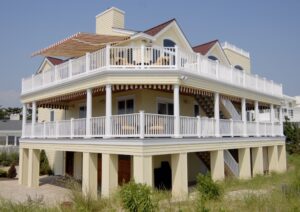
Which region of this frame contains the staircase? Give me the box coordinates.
[224,150,239,177]
[221,99,241,120]
[195,95,225,118]
[196,152,210,171]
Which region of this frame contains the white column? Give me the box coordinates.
[173,84,180,138]
[238,148,251,179]
[252,147,264,176]
[279,105,283,136]
[105,84,112,138]
[241,98,247,137]
[255,101,260,137]
[171,153,188,200]
[82,152,98,199]
[14,136,17,146]
[28,149,40,188]
[18,148,29,185]
[139,111,145,139]
[22,104,27,138]
[210,150,224,181]
[31,101,36,138]
[270,104,274,136]
[86,88,92,138]
[5,136,8,146]
[133,155,153,187]
[214,92,220,137]
[101,153,118,197]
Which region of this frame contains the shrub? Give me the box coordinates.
[196,173,222,201]
[0,152,19,166]
[7,164,17,178]
[0,169,7,178]
[39,150,53,175]
[119,181,157,212]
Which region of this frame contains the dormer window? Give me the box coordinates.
[208,55,218,61]
[163,39,176,47]
[234,65,244,71]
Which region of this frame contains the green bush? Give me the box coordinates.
[119,181,157,212]
[7,164,17,178]
[0,169,7,178]
[0,152,19,166]
[196,173,222,201]
[39,150,53,175]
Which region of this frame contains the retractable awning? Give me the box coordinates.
[31,32,129,58]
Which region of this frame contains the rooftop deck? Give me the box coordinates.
[22,46,283,98]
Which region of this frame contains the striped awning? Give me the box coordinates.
[31,32,129,58]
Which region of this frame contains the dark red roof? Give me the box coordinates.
[144,19,175,36]
[193,40,219,55]
[46,57,64,65]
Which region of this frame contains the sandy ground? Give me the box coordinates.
[0,176,71,206]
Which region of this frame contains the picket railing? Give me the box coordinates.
[22,46,282,98]
[23,113,282,139]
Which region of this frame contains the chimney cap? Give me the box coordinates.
[96,7,125,18]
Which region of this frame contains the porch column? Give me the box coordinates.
[86,88,92,138]
[5,135,8,146]
[210,150,224,181]
[252,147,264,176]
[171,153,188,200]
[101,153,118,197]
[22,104,27,138]
[31,101,36,138]
[241,98,247,137]
[268,145,279,172]
[278,145,287,172]
[133,155,153,187]
[105,84,112,138]
[270,104,274,136]
[214,92,220,137]
[14,136,17,146]
[28,149,40,188]
[238,148,251,179]
[82,152,98,199]
[18,148,29,185]
[173,84,180,138]
[279,105,284,136]
[255,101,260,137]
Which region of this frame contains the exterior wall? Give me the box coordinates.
[38,61,52,73]
[187,153,208,183]
[223,49,251,73]
[38,108,65,122]
[96,8,125,36]
[207,44,230,66]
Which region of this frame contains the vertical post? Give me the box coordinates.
[106,44,111,69]
[238,148,251,179]
[68,59,73,78]
[105,84,112,138]
[214,92,220,137]
[133,155,153,187]
[230,118,234,137]
[86,88,92,138]
[210,150,224,181]
[139,111,145,139]
[55,121,59,139]
[5,136,8,146]
[86,52,91,72]
[141,44,145,69]
[82,152,98,199]
[196,53,201,73]
[175,45,179,69]
[270,104,274,137]
[241,98,247,137]
[173,84,180,138]
[197,116,201,138]
[14,136,17,146]
[70,118,74,139]
[255,101,260,137]
[171,153,188,200]
[28,149,40,188]
[279,105,283,136]
[31,101,36,138]
[22,104,27,138]
[43,122,46,139]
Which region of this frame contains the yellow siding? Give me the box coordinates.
[223,49,251,73]
[38,108,65,122]
[96,8,125,36]
[207,45,229,66]
[39,61,52,73]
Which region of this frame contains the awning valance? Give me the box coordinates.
[31,32,129,58]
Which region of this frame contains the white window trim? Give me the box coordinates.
[156,97,173,114]
[116,95,136,114]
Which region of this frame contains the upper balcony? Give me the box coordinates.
[21,45,283,98]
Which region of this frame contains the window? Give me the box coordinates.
[208,55,218,61]
[50,111,55,121]
[194,105,200,117]
[157,99,174,115]
[118,99,134,114]
[79,106,86,118]
[163,39,176,47]
[234,65,244,71]
[289,109,294,118]
[8,136,15,145]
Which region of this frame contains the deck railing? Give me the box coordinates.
[22,112,282,139]
[22,46,282,97]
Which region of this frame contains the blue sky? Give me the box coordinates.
[0,0,299,107]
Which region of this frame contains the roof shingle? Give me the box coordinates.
[144,19,175,36]
[193,40,219,55]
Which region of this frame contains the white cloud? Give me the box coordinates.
[0,89,21,107]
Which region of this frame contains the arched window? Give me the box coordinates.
[234,65,244,71]
[208,55,218,61]
[163,39,176,47]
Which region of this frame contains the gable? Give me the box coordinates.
[206,43,230,66]
[37,59,53,74]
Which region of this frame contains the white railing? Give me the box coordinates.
[222,42,250,58]
[145,113,174,137]
[22,46,282,97]
[224,149,239,176]
[22,113,281,139]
